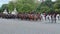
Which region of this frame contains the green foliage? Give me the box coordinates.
[0,4,8,12]
[7,0,36,13]
[36,0,53,13]
[53,0,60,14]
[0,0,60,14]
[7,1,15,12]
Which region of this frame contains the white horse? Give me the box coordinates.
[46,15,51,23]
[41,14,45,21]
[56,14,60,20]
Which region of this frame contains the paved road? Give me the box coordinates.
[0,18,60,34]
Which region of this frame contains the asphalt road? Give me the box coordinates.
[0,18,60,34]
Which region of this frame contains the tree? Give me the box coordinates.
[36,0,53,13]
[7,0,37,13]
[53,2,60,13]
[0,4,8,12]
[7,1,15,12]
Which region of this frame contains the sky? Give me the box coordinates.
[0,0,11,7]
[0,0,56,7]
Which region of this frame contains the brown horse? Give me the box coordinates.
[36,13,41,20]
[17,13,27,20]
[28,14,34,20]
[33,14,38,20]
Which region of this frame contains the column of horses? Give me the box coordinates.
[0,10,60,23]
[17,13,42,21]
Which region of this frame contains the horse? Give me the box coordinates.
[28,14,34,20]
[33,14,38,21]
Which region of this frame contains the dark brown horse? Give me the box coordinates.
[17,13,27,20]
[0,13,3,18]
